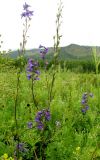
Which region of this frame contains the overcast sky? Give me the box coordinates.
[0,0,100,51]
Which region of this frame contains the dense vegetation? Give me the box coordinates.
[0,1,100,159]
[1,54,100,73]
[0,57,100,159]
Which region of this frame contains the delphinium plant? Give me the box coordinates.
[34,109,51,159]
[1,1,63,159]
[38,0,63,108]
[24,1,63,159]
[79,92,94,147]
[48,0,63,107]
[72,92,94,152]
[38,5,63,157]
[81,92,93,114]
[14,2,34,159]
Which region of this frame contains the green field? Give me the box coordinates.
[1,1,100,159]
[0,64,100,160]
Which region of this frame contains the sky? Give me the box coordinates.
[0,0,100,51]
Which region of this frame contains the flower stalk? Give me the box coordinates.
[49,0,63,106]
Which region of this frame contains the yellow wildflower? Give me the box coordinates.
[3,153,8,159]
[76,146,80,151]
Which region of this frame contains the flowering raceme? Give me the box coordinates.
[35,109,51,130]
[21,2,34,19]
[81,92,93,113]
[39,45,48,59]
[26,59,40,80]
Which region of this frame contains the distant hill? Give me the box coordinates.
[6,44,100,61]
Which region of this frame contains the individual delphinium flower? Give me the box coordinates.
[21,2,34,19]
[39,45,48,60]
[16,143,25,152]
[26,58,40,80]
[15,143,28,154]
[81,92,93,114]
[23,2,30,10]
[14,143,29,159]
[35,109,51,130]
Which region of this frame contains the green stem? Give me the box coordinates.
[31,77,38,109]
[14,72,20,158]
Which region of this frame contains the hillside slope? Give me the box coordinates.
[7,44,100,60]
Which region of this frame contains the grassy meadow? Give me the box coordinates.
[0,1,100,159]
[0,64,100,159]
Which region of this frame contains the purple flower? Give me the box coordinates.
[21,10,34,18]
[34,76,40,80]
[39,45,48,59]
[82,93,87,99]
[28,58,33,63]
[37,110,43,115]
[27,62,34,72]
[81,108,86,113]
[16,143,25,152]
[21,2,34,19]
[85,106,89,110]
[35,70,40,75]
[35,117,40,123]
[27,74,31,80]
[27,122,33,129]
[45,110,51,121]
[81,106,89,113]
[16,143,28,153]
[81,99,86,104]
[35,109,51,130]
[37,122,44,130]
[23,2,30,10]
[26,58,40,80]
[81,92,93,114]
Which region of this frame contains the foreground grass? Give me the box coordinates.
[0,67,100,160]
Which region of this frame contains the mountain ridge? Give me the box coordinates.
[6,44,100,60]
